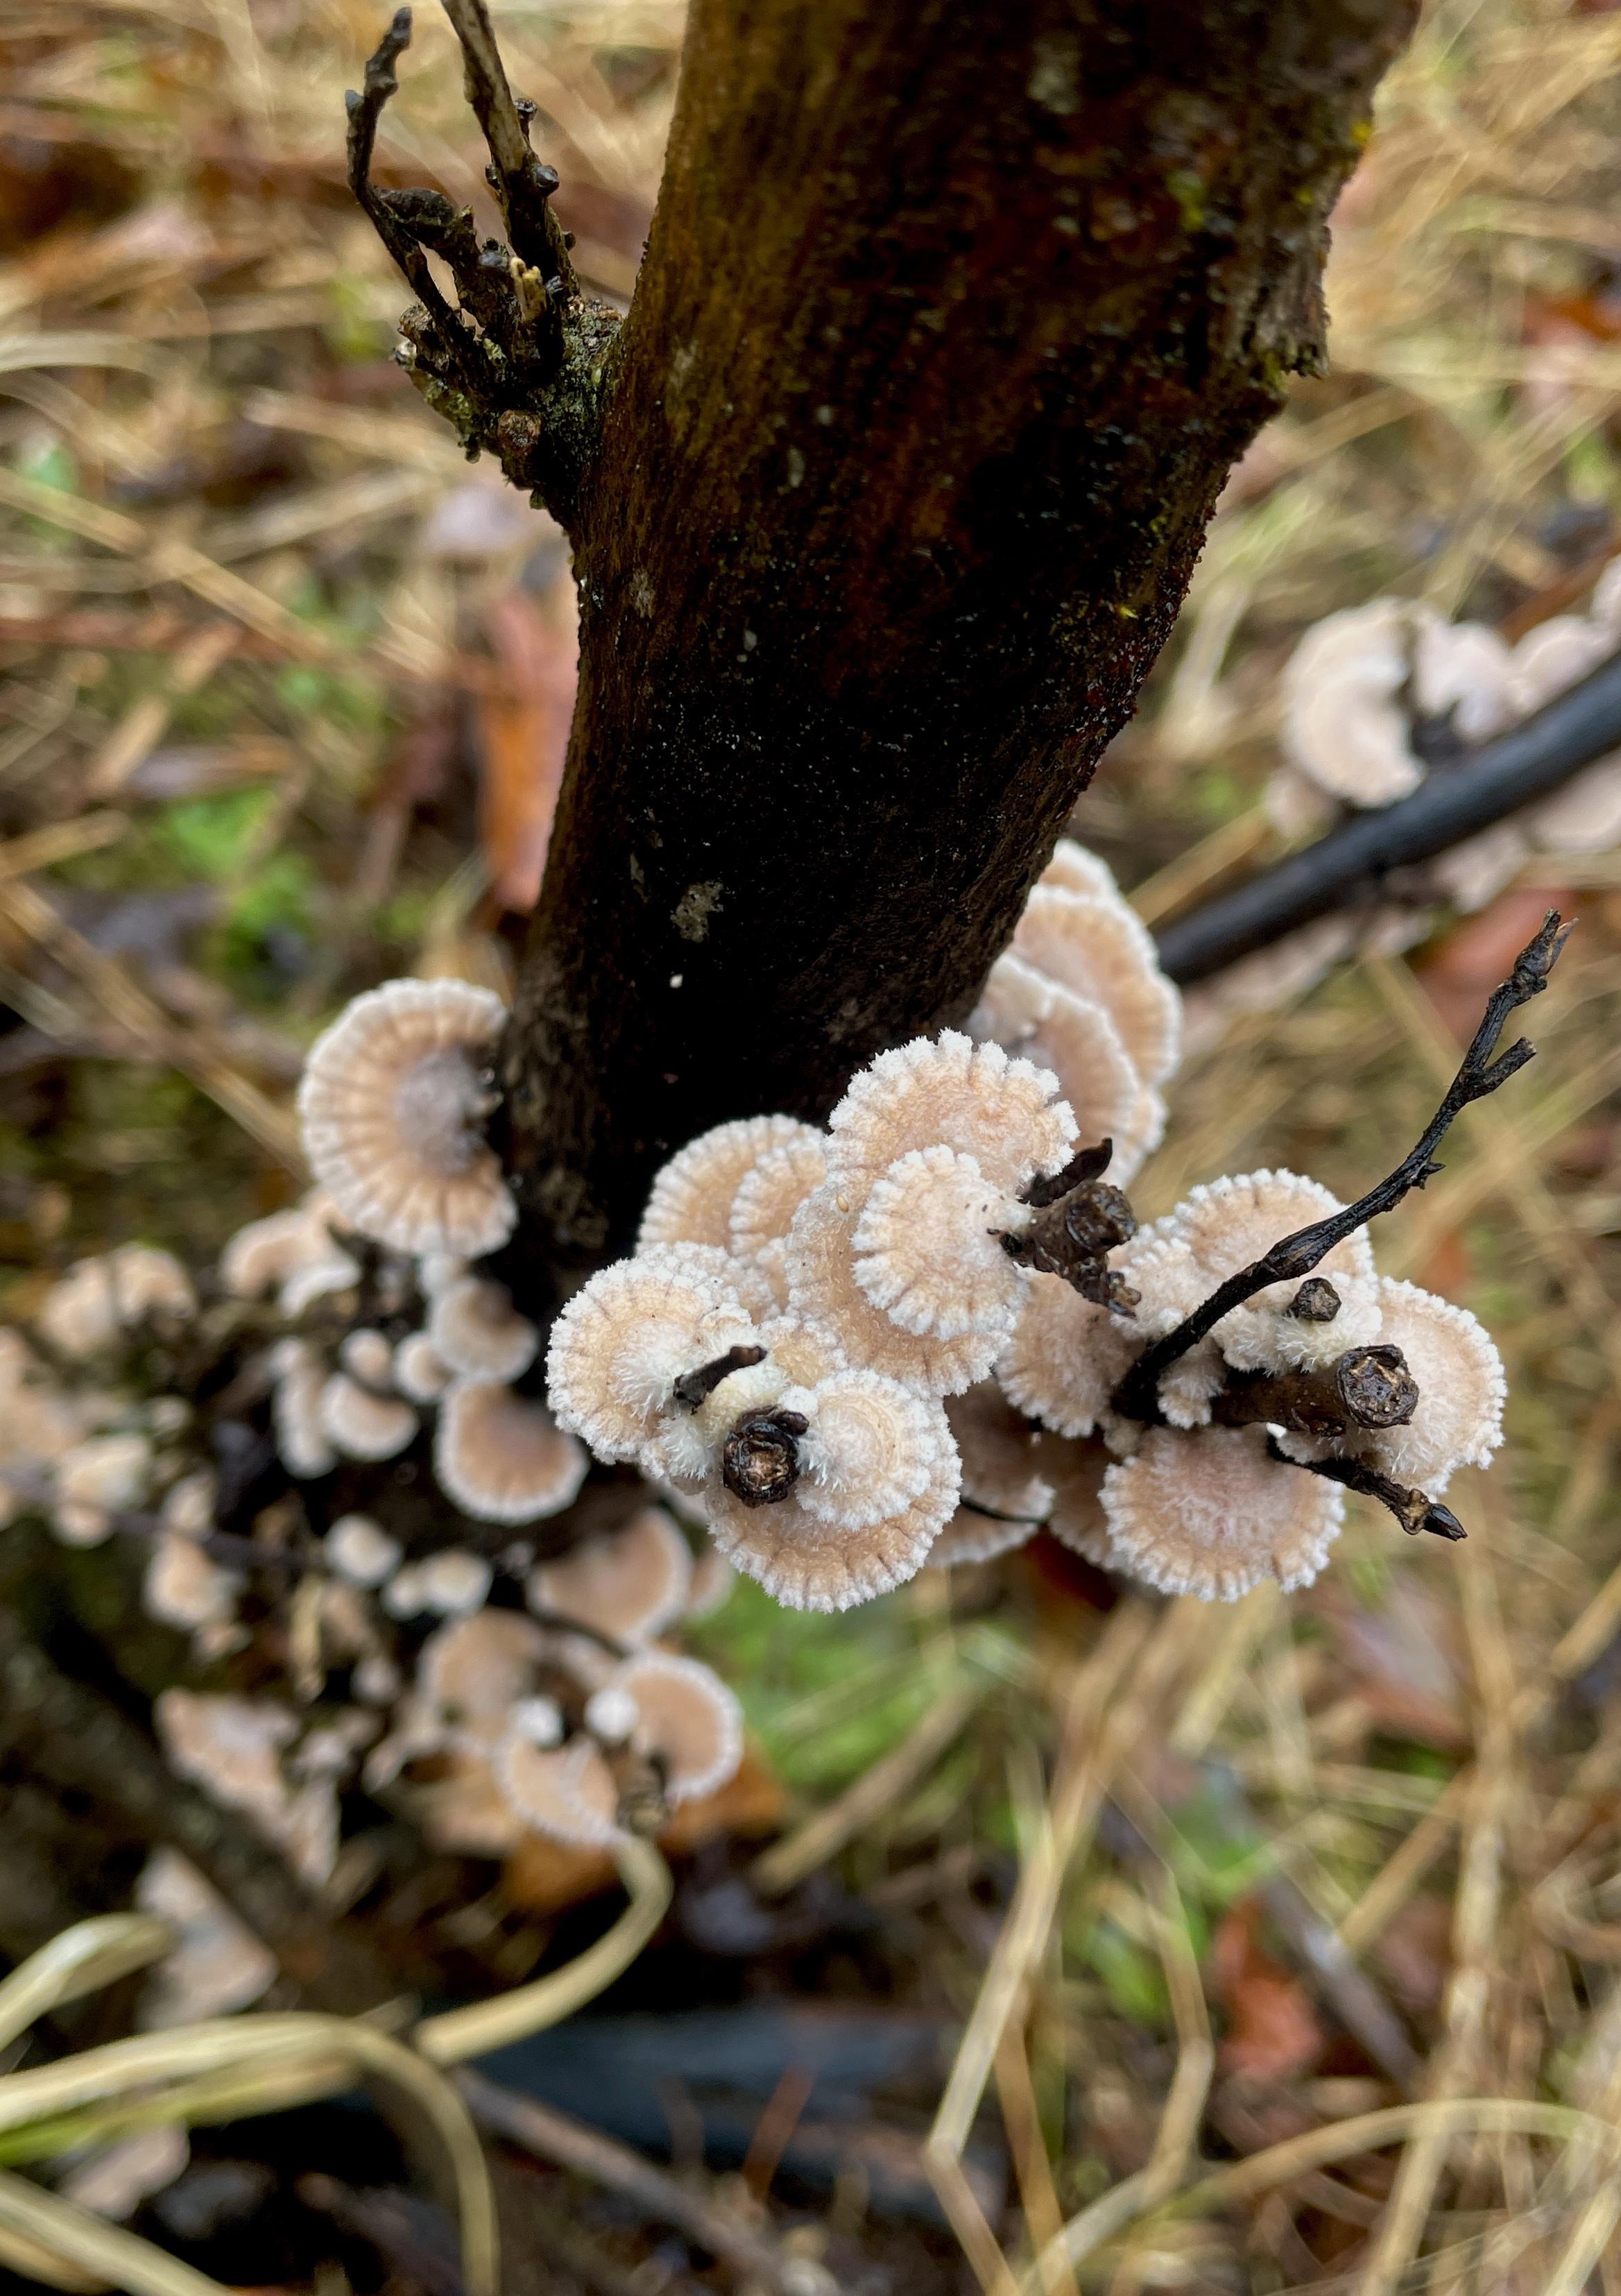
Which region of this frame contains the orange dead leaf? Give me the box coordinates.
[1211,1901,1325,2082]
[477,581,578,914]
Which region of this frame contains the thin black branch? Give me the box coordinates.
[345,12,470,361]
[1113,911,1571,1425]
[1153,647,1621,985]
[1210,1343,1417,1438]
[1271,1440,1467,1543]
[673,1344,766,1410]
[440,0,577,294]
[1002,1142,1140,1311]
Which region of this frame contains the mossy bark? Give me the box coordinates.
[497,0,1418,1261]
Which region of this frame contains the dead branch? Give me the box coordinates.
[1270,1441,1468,1544]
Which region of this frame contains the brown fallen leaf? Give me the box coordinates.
[1211,1901,1325,2082]
[477,581,578,914]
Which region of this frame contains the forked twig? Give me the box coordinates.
[1113,911,1572,1426]
[1268,1438,1468,1543]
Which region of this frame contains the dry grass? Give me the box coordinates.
[6,1,1621,2291]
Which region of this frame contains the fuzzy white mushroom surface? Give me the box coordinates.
[298,977,515,1258]
[612,1650,744,1805]
[785,1184,1004,1394]
[546,1246,760,1463]
[492,1732,622,1846]
[325,1514,403,1587]
[968,952,1160,1182]
[1102,1424,1345,1601]
[728,1133,831,1303]
[428,1276,538,1382]
[1278,598,1423,808]
[826,1031,1077,1205]
[851,1145,1026,1340]
[995,1274,1138,1441]
[1038,838,1122,902]
[1280,1277,1506,1491]
[638,1113,824,1251]
[795,1367,952,1531]
[435,1380,588,1523]
[1012,890,1183,1088]
[527,1505,693,1644]
[705,1424,959,1612]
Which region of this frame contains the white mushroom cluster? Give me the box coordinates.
[549,878,1189,1611]
[998,1169,1505,1601]
[968,839,1180,1182]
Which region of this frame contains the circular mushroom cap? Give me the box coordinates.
[1038,1432,1113,1565]
[326,1514,402,1586]
[1412,609,1513,743]
[826,1030,1077,1203]
[428,1275,538,1382]
[37,1246,196,1360]
[850,1145,1025,1342]
[339,1328,395,1389]
[318,1373,417,1462]
[1104,1424,1344,1600]
[1013,890,1182,1088]
[527,1505,693,1643]
[418,1548,496,1616]
[1040,839,1121,902]
[416,1609,550,1743]
[53,1431,153,1546]
[1533,755,1621,855]
[639,1114,823,1251]
[545,1248,760,1462]
[643,1239,781,1323]
[995,1273,1137,1440]
[614,1650,743,1805]
[492,1731,621,1845]
[797,1367,952,1530]
[220,1206,318,1300]
[730,1134,831,1305]
[436,1379,589,1523]
[947,1382,1054,1523]
[706,1428,959,1611]
[1278,598,1422,807]
[1339,1278,1505,1488]
[297,977,514,1258]
[144,1534,241,1631]
[157,1690,295,1821]
[1163,1170,1374,1301]
[969,953,1158,1182]
[394,1330,454,1404]
[785,1185,1002,1395]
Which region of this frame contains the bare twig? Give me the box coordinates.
[1113,912,1572,1425]
[438,0,577,295]
[1210,1344,1418,1438]
[1002,1140,1139,1311]
[1273,1441,1468,1543]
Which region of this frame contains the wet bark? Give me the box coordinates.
[497,0,1419,1260]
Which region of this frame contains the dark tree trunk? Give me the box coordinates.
[473,0,1418,1260]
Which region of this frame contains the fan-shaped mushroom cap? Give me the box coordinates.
[298,977,514,1258]
[1013,890,1182,1088]
[221,1192,345,1305]
[280,1241,363,1318]
[995,1274,1138,1440]
[644,1239,780,1323]
[644,1353,793,1486]
[339,1328,395,1389]
[1102,1424,1344,1600]
[612,1650,744,1805]
[729,1134,831,1304]
[1412,608,1513,742]
[436,1378,588,1523]
[144,1535,241,1634]
[685,1541,734,1617]
[705,1427,959,1611]
[367,1609,549,1788]
[968,952,1159,1181]
[1165,1170,1374,1296]
[157,1691,336,1885]
[1040,839,1121,902]
[927,1505,1038,1567]
[53,1431,152,1545]
[1532,755,1621,855]
[1329,1278,1505,1488]
[1038,1432,1113,1565]
[418,1547,496,1616]
[851,1145,1025,1341]
[417,1251,469,1299]
[527,1505,692,1643]
[639,1114,823,1251]
[160,1469,216,1541]
[796,1367,952,1530]
[1508,612,1613,713]
[827,1031,1077,1205]
[325,1514,402,1587]
[393,1330,454,1405]
[546,1247,759,1462]
[492,1731,621,1846]
[785,1185,1002,1394]
[37,1247,195,1360]
[1217,1271,1384,1378]
[270,1340,335,1478]
[947,1382,1053,1523]
[428,1275,538,1382]
[1278,598,1423,807]
[756,1313,847,1388]
[318,1373,416,1462]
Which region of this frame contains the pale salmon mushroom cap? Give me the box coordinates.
[492,1730,622,1847]
[325,1514,402,1588]
[642,1238,781,1323]
[318,1373,417,1462]
[545,1247,759,1462]
[825,1030,1077,1206]
[427,1275,538,1382]
[1107,1228,1228,1430]
[157,1691,337,1885]
[393,1330,454,1404]
[1508,612,1613,714]
[729,1133,831,1303]
[37,1246,196,1360]
[851,1144,1027,1342]
[610,1650,744,1806]
[52,1431,153,1546]
[1532,755,1621,855]
[1165,1170,1374,1300]
[436,1379,589,1523]
[784,1184,1002,1395]
[1330,1278,1504,1490]
[1217,1270,1384,1378]
[338,1328,395,1389]
[638,1113,823,1251]
[705,1428,959,1612]
[367,1609,550,1786]
[947,1381,1053,1524]
[927,1504,1039,1568]
[297,977,514,1258]
[1278,598,1423,807]
[1102,1423,1344,1601]
[417,1547,496,1617]
[144,1534,242,1634]
[527,1505,693,1644]
[1412,608,1514,743]
[270,1339,336,1479]
[1013,889,1183,1088]
[995,1273,1137,1441]
[1039,838,1122,902]
[795,1366,953,1532]
[968,952,1159,1182]
[642,1351,794,1487]
[220,1192,345,1303]
[1038,1432,1114,1566]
